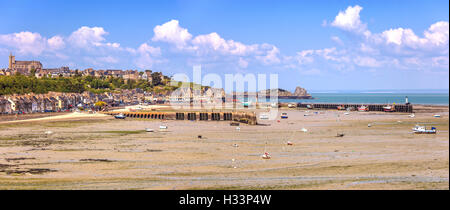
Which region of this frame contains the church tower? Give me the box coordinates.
[8,52,15,69]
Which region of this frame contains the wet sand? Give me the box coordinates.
[0,109,448,189]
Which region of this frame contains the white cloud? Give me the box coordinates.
[256,44,281,65]
[47,35,65,50]
[425,21,449,46]
[331,5,367,34]
[0,31,46,55]
[192,32,260,56]
[238,57,249,68]
[68,26,108,48]
[353,56,381,67]
[322,5,449,72]
[152,20,193,49]
[98,56,119,64]
[151,20,281,66]
[331,36,343,45]
[134,43,164,69]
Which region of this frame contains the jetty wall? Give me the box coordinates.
[104,111,257,125]
[296,103,413,113]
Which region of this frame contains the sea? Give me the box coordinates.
[279,90,449,105]
[249,90,449,105]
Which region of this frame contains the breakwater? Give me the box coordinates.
[104,111,257,125]
[296,103,414,113]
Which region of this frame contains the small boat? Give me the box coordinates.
[145,128,154,132]
[383,105,395,112]
[306,104,313,109]
[236,127,241,131]
[286,141,293,146]
[337,105,345,110]
[159,125,168,130]
[261,152,271,159]
[433,114,441,118]
[409,114,415,118]
[336,133,345,137]
[412,125,436,134]
[114,113,126,119]
[230,122,240,126]
[301,128,308,133]
[288,103,295,108]
[368,123,372,127]
[281,113,288,119]
[358,105,369,112]
[344,112,350,115]
[259,114,269,120]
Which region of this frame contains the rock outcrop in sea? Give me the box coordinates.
[257,86,313,99]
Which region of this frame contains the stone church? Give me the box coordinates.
[8,53,42,74]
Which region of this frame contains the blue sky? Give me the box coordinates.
[0,0,448,91]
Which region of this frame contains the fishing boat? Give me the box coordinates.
[337,105,345,110]
[358,105,369,112]
[433,114,441,118]
[114,113,126,119]
[145,128,154,132]
[412,125,436,134]
[383,105,395,112]
[281,113,288,119]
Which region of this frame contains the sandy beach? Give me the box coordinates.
[0,107,448,190]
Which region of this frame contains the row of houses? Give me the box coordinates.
[0,85,230,114]
[0,89,155,114]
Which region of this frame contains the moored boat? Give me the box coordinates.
[412,125,436,134]
[114,113,126,119]
[358,105,369,112]
[383,105,395,112]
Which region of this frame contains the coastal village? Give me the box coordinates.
[0,54,227,114]
[0,54,315,115]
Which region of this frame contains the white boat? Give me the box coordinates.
[114,113,126,119]
[286,141,293,146]
[344,112,350,115]
[300,128,308,133]
[409,114,415,118]
[259,114,269,120]
[261,152,271,159]
[433,114,441,118]
[358,105,369,112]
[383,105,395,112]
[288,103,295,108]
[145,128,154,132]
[412,125,436,134]
[159,125,168,129]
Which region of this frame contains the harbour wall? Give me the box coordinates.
[296,103,413,113]
[104,111,257,125]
